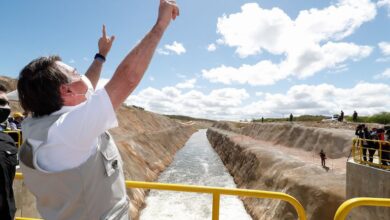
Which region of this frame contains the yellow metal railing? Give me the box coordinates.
[4,129,22,147]
[334,197,390,220]
[15,218,41,220]
[352,138,390,169]
[125,181,307,220]
[14,172,307,220]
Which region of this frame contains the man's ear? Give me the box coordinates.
[59,84,72,97]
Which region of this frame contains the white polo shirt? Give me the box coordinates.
[23,88,118,172]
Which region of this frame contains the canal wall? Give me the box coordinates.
[213,122,354,159]
[346,161,390,220]
[206,127,345,220]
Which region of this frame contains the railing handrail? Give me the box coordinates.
[3,129,22,147]
[125,180,307,219]
[334,197,390,220]
[14,172,307,220]
[351,138,390,169]
[353,137,390,144]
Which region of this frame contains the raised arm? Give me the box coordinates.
[105,0,179,109]
[85,25,115,89]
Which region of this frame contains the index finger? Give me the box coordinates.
[102,24,107,38]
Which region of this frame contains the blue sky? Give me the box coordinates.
[1,0,390,120]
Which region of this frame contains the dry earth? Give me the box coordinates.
[207,122,356,220]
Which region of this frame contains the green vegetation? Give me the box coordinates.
[345,112,390,124]
[295,115,326,121]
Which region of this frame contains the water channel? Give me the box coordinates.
[140,130,252,220]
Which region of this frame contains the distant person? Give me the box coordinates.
[360,127,371,162]
[352,111,358,122]
[355,124,371,162]
[319,149,326,167]
[368,128,379,163]
[376,128,386,164]
[382,130,390,166]
[338,110,344,122]
[261,117,264,123]
[9,112,24,130]
[0,84,17,220]
[355,124,364,138]
[289,113,293,122]
[17,1,179,219]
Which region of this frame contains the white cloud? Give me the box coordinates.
[202,61,286,86]
[203,0,375,85]
[149,76,155,81]
[157,48,170,55]
[83,57,90,62]
[207,43,217,52]
[378,0,390,6]
[69,59,75,64]
[374,68,390,79]
[126,87,250,120]
[376,42,390,62]
[175,78,197,89]
[240,83,390,118]
[126,82,390,120]
[376,57,390,62]
[378,0,390,15]
[378,42,390,56]
[158,41,186,55]
[216,39,224,45]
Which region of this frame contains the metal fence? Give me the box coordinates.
[352,138,390,170]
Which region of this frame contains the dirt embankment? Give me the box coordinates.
[13,106,196,219]
[207,123,349,220]
[213,122,355,158]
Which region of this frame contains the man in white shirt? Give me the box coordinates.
[17,1,179,219]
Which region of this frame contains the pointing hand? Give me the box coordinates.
[98,25,115,57]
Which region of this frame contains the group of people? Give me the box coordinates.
[0,84,18,220]
[0,112,25,131]
[355,124,390,166]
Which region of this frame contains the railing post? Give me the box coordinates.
[379,142,382,168]
[334,197,390,220]
[212,193,220,220]
[359,139,363,163]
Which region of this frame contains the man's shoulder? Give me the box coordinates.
[0,132,17,150]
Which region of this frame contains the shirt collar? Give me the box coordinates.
[51,105,78,115]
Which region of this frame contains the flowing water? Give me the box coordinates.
[140,130,252,220]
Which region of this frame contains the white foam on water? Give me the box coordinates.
[140,130,252,220]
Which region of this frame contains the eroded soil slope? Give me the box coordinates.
[213,122,355,158]
[207,123,349,220]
